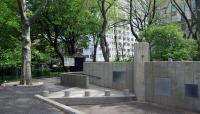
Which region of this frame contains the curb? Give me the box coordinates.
[35,95,86,114]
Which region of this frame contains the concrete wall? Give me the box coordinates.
[145,62,200,112]
[61,73,89,89]
[83,62,134,92]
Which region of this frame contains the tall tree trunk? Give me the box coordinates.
[92,35,98,62]
[93,45,97,62]
[114,25,119,61]
[100,35,110,62]
[129,0,139,41]
[98,0,111,62]
[20,20,32,85]
[17,0,47,85]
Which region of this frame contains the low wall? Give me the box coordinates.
[145,62,200,112]
[83,62,134,92]
[61,72,89,88]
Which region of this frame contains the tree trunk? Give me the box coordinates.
[129,0,139,41]
[98,0,110,62]
[93,45,97,62]
[195,0,200,60]
[20,21,32,85]
[114,25,119,61]
[100,36,110,62]
[18,0,47,85]
[93,35,98,62]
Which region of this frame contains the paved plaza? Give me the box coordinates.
[0,77,199,114]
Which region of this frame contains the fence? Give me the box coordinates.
[0,65,20,82]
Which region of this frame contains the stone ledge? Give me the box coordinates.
[51,95,136,105]
[35,95,86,114]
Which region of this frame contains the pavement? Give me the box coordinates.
[71,102,200,114]
[0,77,66,114]
[0,77,199,114]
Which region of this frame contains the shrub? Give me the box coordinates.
[140,25,198,61]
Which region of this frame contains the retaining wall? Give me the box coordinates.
[83,62,134,92]
[145,62,200,112]
[61,72,89,88]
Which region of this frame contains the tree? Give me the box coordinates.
[32,0,99,66]
[97,0,116,62]
[87,5,102,62]
[17,0,47,85]
[140,25,197,61]
[127,0,167,41]
[170,0,200,60]
[0,0,21,65]
[109,1,128,61]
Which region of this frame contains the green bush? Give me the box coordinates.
[32,68,50,77]
[112,57,134,62]
[140,25,198,61]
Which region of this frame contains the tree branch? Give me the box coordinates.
[29,0,47,23]
[17,0,28,21]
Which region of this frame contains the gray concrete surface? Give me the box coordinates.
[35,95,86,114]
[71,102,199,114]
[83,62,134,92]
[0,78,66,114]
[145,62,200,112]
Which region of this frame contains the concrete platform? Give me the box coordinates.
[47,84,134,98]
[40,85,136,105]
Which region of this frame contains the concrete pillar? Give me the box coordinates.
[123,89,130,96]
[42,90,49,97]
[85,91,90,97]
[105,90,111,96]
[64,91,70,97]
[134,42,149,101]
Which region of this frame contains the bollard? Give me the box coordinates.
[105,90,111,96]
[168,58,173,62]
[64,90,70,97]
[42,90,49,97]
[123,89,130,96]
[85,91,90,97]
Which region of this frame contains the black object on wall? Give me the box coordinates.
[70,57,85,72]
[185,84,198,98]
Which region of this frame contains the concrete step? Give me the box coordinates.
[45,84,136,105]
